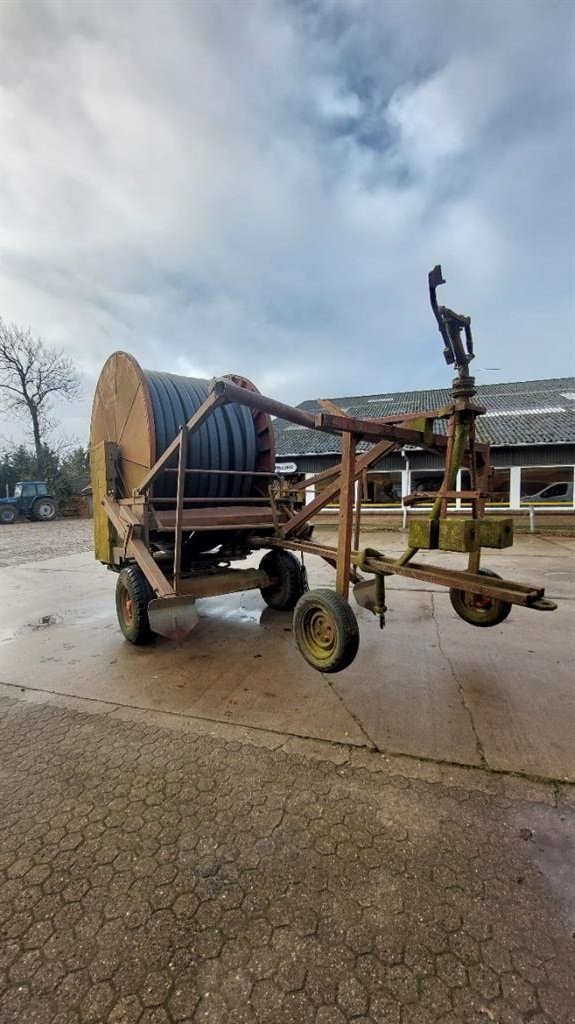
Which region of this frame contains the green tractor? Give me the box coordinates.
[0,481,57,524]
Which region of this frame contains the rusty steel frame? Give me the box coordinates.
[93,264,557,657]
[335,432,356,600]
[100,366,553,615]
[248,535,551,610]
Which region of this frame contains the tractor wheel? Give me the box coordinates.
[293,588,359,673]
[449,568,512,628]
[259,550,307,611]
[115,566,156,645]
[31,498,56,521]
[0,505,17,524]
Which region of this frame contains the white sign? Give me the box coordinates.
[275,462,298,475]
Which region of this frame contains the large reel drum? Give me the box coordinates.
[90,352,274,503]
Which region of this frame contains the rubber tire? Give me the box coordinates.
[449,568,512,628]
[0,505,17,524]
[115,566,156,645]
[293,588,360,673]
[31,498,56,521]
[259,550,306,611]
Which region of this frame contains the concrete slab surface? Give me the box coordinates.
[0,522,573,781]
[0,553,367,748]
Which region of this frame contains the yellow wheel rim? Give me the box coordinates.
[301,607,337,663]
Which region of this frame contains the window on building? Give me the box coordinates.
[401,468,517,507]
[410,470,443,500]
[365,472,402,506]
[520,467,574,506]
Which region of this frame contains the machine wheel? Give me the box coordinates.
[115,566,156,645]
[0,505,17,524]
[293,588,359,673]
[31,497,56,521]
[449,568,512,628]
[259,550,306,611]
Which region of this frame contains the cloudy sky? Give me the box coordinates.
[1,0,573,446]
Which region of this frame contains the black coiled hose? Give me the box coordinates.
[144,370,258,501]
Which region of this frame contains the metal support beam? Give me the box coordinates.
[355,551,550,608]
[173,424,188,586]
[212,378,317,430]
[280,438,399,537]
[103,497,174,598]
[297,463,344,492]
[318,397,349,416]
[312,410,477,448]
[177,568,271,599]
[335,433,356,600]
[353,478,362,554]
[211,377,482,452]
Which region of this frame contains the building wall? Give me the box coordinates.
[282,444,575,511]
[291,444,575,474]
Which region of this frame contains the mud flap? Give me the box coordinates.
[148,597,199,642]
[353,579,378,613]
[353,576,387,628]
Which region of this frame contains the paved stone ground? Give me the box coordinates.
[0,695,574,1024]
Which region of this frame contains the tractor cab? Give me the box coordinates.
[0,481,57,524]
[13,480,48,510]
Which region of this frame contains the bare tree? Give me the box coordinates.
[0,317,80,477]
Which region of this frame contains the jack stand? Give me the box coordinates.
[375,575,387,629]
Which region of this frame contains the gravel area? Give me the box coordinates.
[0,519,93,568]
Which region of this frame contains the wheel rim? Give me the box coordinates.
[37,502,53,518]
[467,593,495,612]
[121,588,134,626]
[301,606,337,662]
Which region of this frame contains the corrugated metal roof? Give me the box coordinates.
[275,377,575,457]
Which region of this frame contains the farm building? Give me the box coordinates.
[274,377,575,511]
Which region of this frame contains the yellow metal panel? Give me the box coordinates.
[90,440,118,564]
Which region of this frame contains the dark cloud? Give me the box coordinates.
[0,0,573,444]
